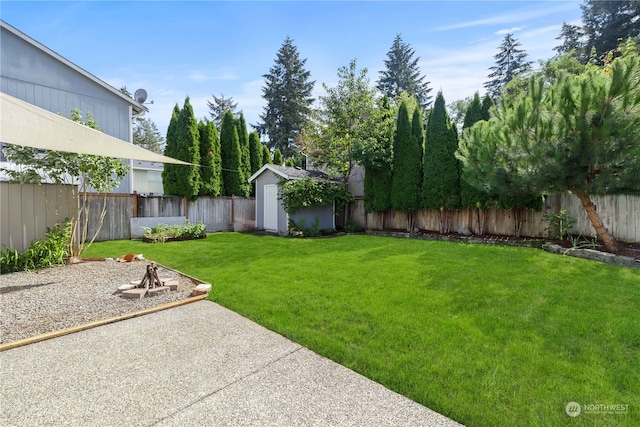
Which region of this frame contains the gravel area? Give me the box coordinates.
[0,260,200,344]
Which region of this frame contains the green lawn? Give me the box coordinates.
[84,233,640,426]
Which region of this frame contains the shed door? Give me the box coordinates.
[264,184,278,231]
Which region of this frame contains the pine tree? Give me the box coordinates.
[581,0,640,63]
[484,33,532,99]
[377,34,432,109]
[460,50,640,250]
[391,100,422,230]
[262,145,272,166]
[162,104,181,196]
[168,97,201,201]
[422,92,461,232]
[133,118,165,153]
[260,36,315,158]
[207,93,238,131]
[219,110,243,196]
[236,113,251,197]
[249,131,263,175]
[554,23,586,58]
[273,148,283,166]
[198,120,222,197]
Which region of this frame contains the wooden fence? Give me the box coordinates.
[349,193,640,243]
[82,194,256,241]
[1,183,77,252]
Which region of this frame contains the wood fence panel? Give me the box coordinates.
[81,194,134,242]
[348,193,639,243]
[1,183,76,252]
[187,197,232,232]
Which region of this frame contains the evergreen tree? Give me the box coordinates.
[480,94,493,121]
[422,92,461,232]
[198,120,222,197]
[133,118,165,154]
[249,131,263,175]
[162,104,180,194]
[554,22,586,58]
[460,93,493,234]
[581,0,640,63]
[207,93,238,131]
[273,148,283,166]
[484,33,532,99]
[162,104,181,196]
[260,36,315,158]
[262,145,272,166]
[377,34,432,109]
[459,48,640,251]
[169,97,201,201]
[236,112,251,196]
[219,110,244,196]
[391,100,422,229]
[285,158,295,167]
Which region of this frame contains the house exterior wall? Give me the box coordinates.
[253,170,288,233]
[0,23,136,193]
[291,205,335,232]
[132,169,164,195]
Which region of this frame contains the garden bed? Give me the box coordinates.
[365,229,640,268]
[142,234,207,243]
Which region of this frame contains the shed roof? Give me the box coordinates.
[248,164,330,183]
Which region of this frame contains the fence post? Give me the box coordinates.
[132,191,138,218]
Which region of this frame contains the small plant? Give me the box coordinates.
[344,219,363,233]
[564,234,600,254]
[543,210,576,240]
[143,220,206,243]
[288,217,321,238]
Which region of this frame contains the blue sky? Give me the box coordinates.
[1,1,583,137]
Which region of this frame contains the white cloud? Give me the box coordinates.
[495,26,525,35]
[432,2,578,32]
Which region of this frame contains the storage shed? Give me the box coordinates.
[248,164,336,235]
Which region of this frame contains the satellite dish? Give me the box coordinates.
[134,88,148,104]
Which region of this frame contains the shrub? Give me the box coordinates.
[143,220,206,243]
[344,219,364,233]
[1,220,71,274]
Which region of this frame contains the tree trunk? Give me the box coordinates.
[572,189,620,254]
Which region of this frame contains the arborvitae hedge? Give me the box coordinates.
[391,100,422,212]
[198,120,222,197]
[220,110,244,196]
[422,92,461,210]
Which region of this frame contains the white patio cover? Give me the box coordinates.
[0,92,190,165]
